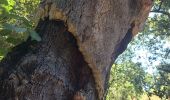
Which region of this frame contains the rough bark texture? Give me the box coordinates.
[0,0,152,100]
[0,19,97,100]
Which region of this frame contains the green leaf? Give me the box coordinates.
[0,0,15,13]
[28,30,41,41]
[7,14,32,27]
[1,4,12,12]
[0,56,3,60]
[0,0,8,5]
[0,13,32,28]
[7,0,15,6]
[14,27,27,33]
[2,23,27,33]
[2,23,15,30]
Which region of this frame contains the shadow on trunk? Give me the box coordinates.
[0,18,98,100]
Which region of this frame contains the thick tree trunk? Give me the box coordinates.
[0,0,152,100]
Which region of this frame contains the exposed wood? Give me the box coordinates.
[0,0,153,99]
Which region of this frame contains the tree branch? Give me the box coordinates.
[157,0,163,11]
[150,0,170,18]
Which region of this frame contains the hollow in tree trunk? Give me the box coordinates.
[0,0,153,100]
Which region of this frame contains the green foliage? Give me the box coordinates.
[106,62,146,100]
[148,65,170,99]
[107,0,170,99]
[0,0,40,58]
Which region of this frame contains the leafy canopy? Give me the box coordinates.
[0,0,40,59]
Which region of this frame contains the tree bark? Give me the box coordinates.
[0,0,152,100]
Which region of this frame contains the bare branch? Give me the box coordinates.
[150,0,170,18]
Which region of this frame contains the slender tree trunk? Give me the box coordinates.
[0,0,152,100]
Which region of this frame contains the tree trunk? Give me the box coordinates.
[0,0,152,100]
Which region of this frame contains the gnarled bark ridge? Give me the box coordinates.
[0,0,152,100]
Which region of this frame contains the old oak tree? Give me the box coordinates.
[0,0,153,100]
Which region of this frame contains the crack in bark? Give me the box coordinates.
[112,23,134,61]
